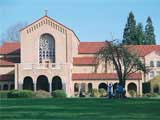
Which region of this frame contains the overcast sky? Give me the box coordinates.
[0,0,160,44]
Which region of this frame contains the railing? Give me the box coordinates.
[21,63,66,70]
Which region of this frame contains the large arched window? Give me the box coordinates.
[150,61,154,67]
[39,33,55,63]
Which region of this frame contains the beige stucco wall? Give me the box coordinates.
[72,66,95,73]
[20,16,79,64]
[144,51,160,82]
[71,79,142,97]
[15,16,80,96]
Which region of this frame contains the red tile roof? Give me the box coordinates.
[72,73,142,80]
[0,42,20,55]
[127,45,160,57]
[73,57,97,65]
[78,42,160,57]
[78,42,106,54]
[0,74,14,81]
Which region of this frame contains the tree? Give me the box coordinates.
[136,23,145,45]
[96,41,146,90]
[144,16,156,44]
[123,12,137,45]
[1,22,27,42]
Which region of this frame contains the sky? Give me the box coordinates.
[0,0,160,44]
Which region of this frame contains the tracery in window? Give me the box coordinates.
[39,34,55,63]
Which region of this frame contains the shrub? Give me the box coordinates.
[8,90,35,98]
[128,90,136,97]
[52,90,67,98]
[35,90,52,98]
[99,88,107,97]
[143,93,159,98]
[0,91,9,98]
[90,89,100,98]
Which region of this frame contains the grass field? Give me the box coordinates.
[0,98,160,120]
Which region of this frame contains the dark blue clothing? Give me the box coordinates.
[118,85,123,93]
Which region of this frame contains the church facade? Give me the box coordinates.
[1,15,160,96]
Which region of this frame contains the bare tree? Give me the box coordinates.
[1,22,27,42]
[96,40,147,88]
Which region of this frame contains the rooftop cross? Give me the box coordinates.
[45,10,48,16]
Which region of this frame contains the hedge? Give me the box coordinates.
[35,90,52,98]
[52,90,67,98]
[0,91,9,98]
[8,90,35,98]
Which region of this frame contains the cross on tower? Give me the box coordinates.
[45,10,48,16]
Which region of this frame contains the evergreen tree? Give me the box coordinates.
[136,23,145,45]
[123,12,137,45]
[144,17,156,44]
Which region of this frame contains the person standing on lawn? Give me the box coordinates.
[108,83,113,99]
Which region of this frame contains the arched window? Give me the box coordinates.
[150,61,154,67]
[156,61,160,67]
[39,34,55,63]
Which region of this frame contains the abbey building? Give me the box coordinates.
[1,15,160,96]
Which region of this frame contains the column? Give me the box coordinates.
[139,80,142,96]
[49,82,52,93]
[85,83,88,93]
[79,83,81,92]
[14,64,18,90]
[34,83,37,92]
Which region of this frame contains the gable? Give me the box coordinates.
[20,15,80,41]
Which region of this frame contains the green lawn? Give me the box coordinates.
[0,98,160,120]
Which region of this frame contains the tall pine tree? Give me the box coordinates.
[136,23,145,45]
[144,17,156,44]
[123,12,137,45]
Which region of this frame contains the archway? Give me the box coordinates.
[128,83,137,92]
[52,76,62,91]
[99,83,108,91]
[74,83,79,92]
[88,83,92,92]
[37,75,49,91]
[23,76,34,90]
[3,84,8,90]
[153,84,159,93]
[81,83,86,92]
[113,82,118,93]
[10,84,14,90]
